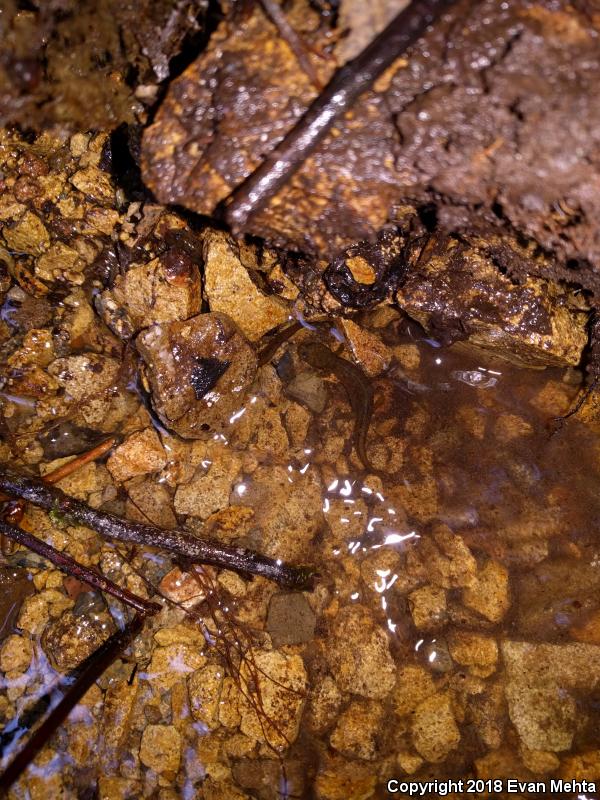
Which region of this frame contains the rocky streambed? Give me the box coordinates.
[2,1,600,799]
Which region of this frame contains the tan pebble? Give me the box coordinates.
[238,650,307,749]
[393,665,436,717]
[560,749,600,781]
[340,319,391,377]
[411,692,460,763]
[330,699,383,760]
[188,664,224,730]
[408,585,447,631]
[174,454,241,520]
[306,676,342,734]
[327,605,396,700]
[218,677,242,729]
[520,746,560,774]
[462,560,510,623]
[396,750,424,775]
[153,624,205,647]
[145,643,205,691]
[107,428,167,483]
[203,230,289,341]
[494,413,533,440]
[158,567,206,607]
[314,755,377,800]
[0,634,33,673]
[392,343,421,371]
[448,631,498,678]
[217,570,247,597]
[17,594,49,635]
[139,725,181,774]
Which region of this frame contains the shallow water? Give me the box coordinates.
[2,307,600,800]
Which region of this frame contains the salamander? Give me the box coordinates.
[298,340,375,472]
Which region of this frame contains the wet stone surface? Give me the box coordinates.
[3,127,600,799]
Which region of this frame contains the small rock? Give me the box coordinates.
[153,624,205,647]
[340,319,391,377]
[266,592,316,647]
[327,605,396,700]
[314,755,377,800]
[462,560,510,623]
[98,777,141,800]
[396,233,587,368]
[174,452,241,520]
[244,463,324,561]
[327,498,368,546]
[218,677,242,729]
[448,631,498,678]
[283,401,312,446]
[158,567,206,608]
[330,699,384,760]
[203,230,290,341]
[286,371,328,414]
[239,650,307,749]
[96,249,201,338]
[411,692,460,763]
[125,479,177,529]
[393,665,436,717]
[561,750,600,782]
[17,594,50,635]
[188,663,224,731]
[306,676,342,734]
[429,525,477,589]
[42,610,113,671]
[137,312,258,437]
[145,643,205,690]
[0,634,33,673]
[101,679,138,755]
[502,640,600,751]
[48,353,120,403]
[106,428,167,483]
[396,751,424,775]
[408,585,447,631]
[494,413,533,440]
[520,747,560,774]
[139,724,181,774]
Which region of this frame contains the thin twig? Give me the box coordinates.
[260,0,322,88]
[0,436,117,554]
[0,613,145,794]
[224,0,457,230]
[0,517,161,615]
[0,471,316,590]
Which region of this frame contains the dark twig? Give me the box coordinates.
[0,613,145,794]
[224,0,458,230]
[0,436,117,554]
[260,0,322,88]
[0,517,160,615]
[0,471,316,590]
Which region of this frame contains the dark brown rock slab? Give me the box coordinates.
[143,0,600,291]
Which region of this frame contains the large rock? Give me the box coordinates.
[136,312,258,437]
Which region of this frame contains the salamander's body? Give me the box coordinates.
[299,341,375,472]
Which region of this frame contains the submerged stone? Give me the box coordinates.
[136,312,258,437]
